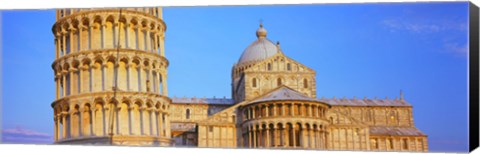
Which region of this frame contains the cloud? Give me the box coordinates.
[444,42,468,56]
[381,19,467,33]
[2,126,53,144]
[382,17,468,58]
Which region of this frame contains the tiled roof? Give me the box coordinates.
[369,126,426,136]
[171,97,234,105]
[317,97,411,107]
[249,86,322,104]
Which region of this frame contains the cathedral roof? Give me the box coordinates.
[248,86,323,104]
[237,24,280,65]
[318,97,411,107]
[171,97,234,105]
[369,126,426,136]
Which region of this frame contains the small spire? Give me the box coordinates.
[256,22,267,38]
[400,90,404,100]
[276,41,284,54]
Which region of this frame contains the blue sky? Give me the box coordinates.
[1,2,470,152]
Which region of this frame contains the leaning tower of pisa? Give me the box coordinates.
[50,8,172,146]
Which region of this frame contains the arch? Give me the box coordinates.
[276,104,282,116]
[276,123,284,147]
[82,103,92,136]
[92,17,102,49]
[79,17,90,50]
[143,59,150,67]
[119,100,130,135]
[267,63,272,71]
[105,57,116,91]
[72,60,80,95]
[70,19,80,53]
[287,63,291,71]
[80,58,92,92]
[261,105,267,117]
[129,18,139,49]
[303,78,308,88]
[388,110,397,124]
[286,123,293,147]
[186,108,191,119]
[132,101,142,135]
[277,78,282,86]
[131,59,140,92]
[118,16,128,49]
[71,104,80,138]
[62,104,71,138]
[118,58,128,91]
[93,99,105,136]
[105,15,115,48]
[143,101,153,135]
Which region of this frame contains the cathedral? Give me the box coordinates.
[50,7,428,152]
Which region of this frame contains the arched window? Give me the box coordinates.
[402,138,408,150]
[303,79,308,88]
[252,78,257,88]
[277,78,282,86]
[267,63,271,71]
[371,139,379,150]
[389,111,396,123]
[186,109,190,119]
[388,138,394,150]
[287,63,291,71]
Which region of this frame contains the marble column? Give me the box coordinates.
[283,125,288,147]
[309,127,315,149]
[253,126,257,148]
[266,127,270,148]
[56,77,60,99]
[165,113,171,137]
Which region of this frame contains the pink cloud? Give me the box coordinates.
[2,126,52,144]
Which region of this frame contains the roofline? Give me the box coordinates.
[243,85,331,107]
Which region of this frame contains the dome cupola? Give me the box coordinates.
[237,24,279,65]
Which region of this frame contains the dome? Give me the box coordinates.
[237,24,279,65]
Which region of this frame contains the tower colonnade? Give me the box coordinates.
[51,8,172,146]
[52,93,171,145]
[53,8,166,59]
[57,8,163,20]
[52,52,168,99]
